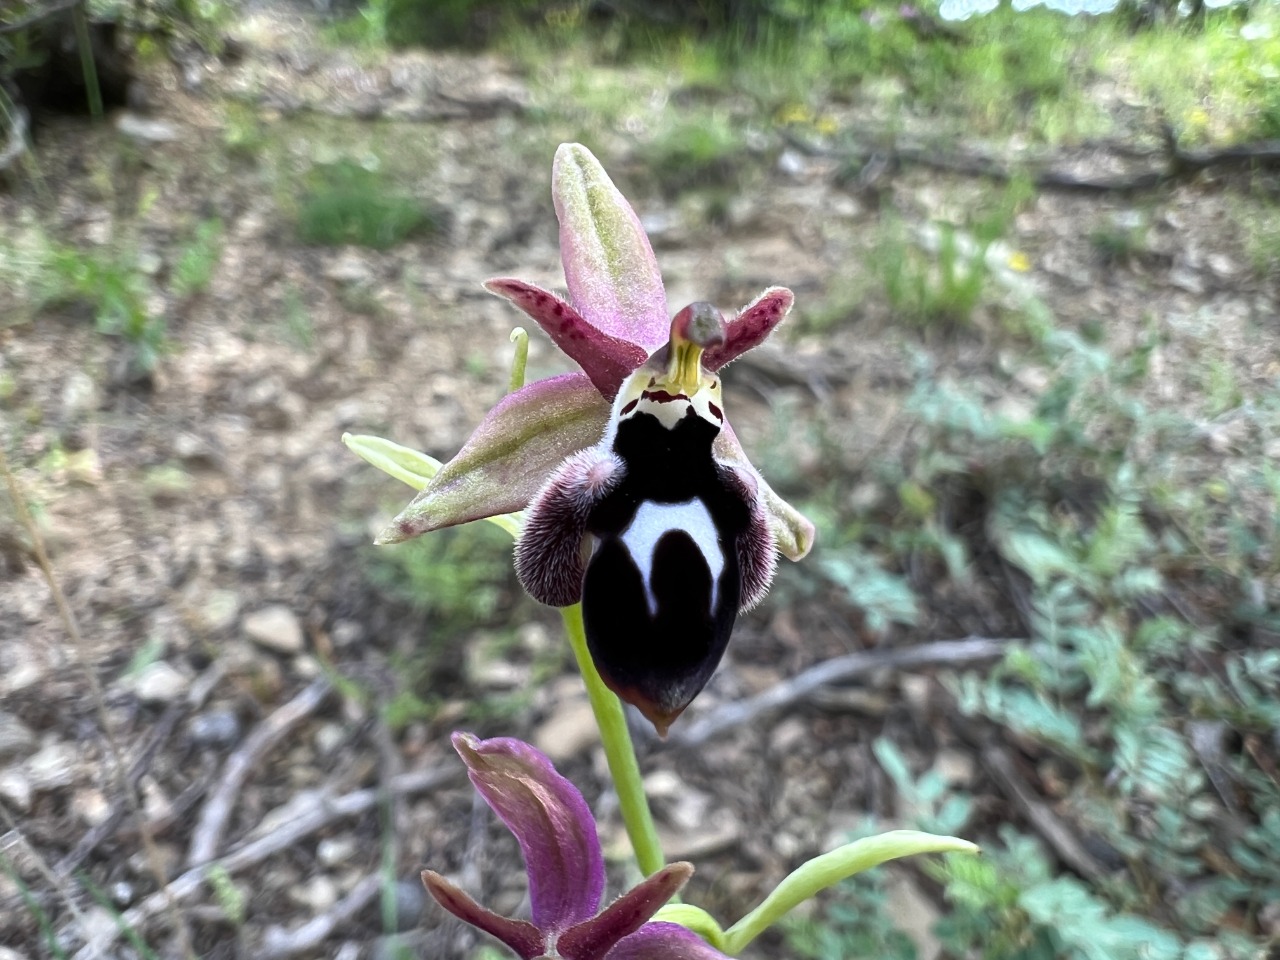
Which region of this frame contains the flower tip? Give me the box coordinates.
[672,301,727,349]
[373,518,417,545]
[450,730,481,756]
[634,700,684,739]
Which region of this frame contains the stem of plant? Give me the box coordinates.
[560,603,665,878]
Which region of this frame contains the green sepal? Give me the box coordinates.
[343,433,524,539]
[342,433,442,491]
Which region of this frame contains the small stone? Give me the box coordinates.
[533,697,597,764]
[931,750,976,788]
[75,905,120,952]
[466,646,525,689]
[325,252,373,285]
[643,769,682,799]
[116,113,179,143]
[189,709,241,747]
[1168,266,1204,295]
[885,871,942,960]
[292,874,339,912]
[387,881,426,932]
[777,149,808,178]
[26,742,77,791]
[331,619,363,648]
[173,432,218,467]
[197,588,241,634]
[1207,253,1236,277]
[899,675,932,715]
[769,717,808,755]
[244,605,305,653]
[0,766,32,811]
[133,661,189,704]
[314,722,347,756]
[72,788,112,826]
[60,371,99,419]
[0,712,36,762]
[317,836,356,867]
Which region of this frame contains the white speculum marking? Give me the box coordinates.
[618,499,724,617]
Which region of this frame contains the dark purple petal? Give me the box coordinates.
[376,373,609,543]
[452,733,605,933]
[421,870,544,959]
[485,279,649,400]
[553,143,670,352]
[557,864,693,960]
[717,463,778,611]
[702,287,794,372]
[604,922,735,960]
[714,422,815,561]
[515,445,626,607]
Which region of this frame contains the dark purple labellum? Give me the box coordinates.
[581,404,750,735]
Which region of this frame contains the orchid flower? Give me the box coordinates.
[423,733,730,960]
[377,143,814,734]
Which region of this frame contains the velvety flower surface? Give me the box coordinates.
[423,734,729,960]
[381,143,814,733]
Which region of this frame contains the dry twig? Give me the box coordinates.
[981,745,1109,882]
[0,440,196,957]
[668,636,1013,749]
[70,764,462,960]
[186,678,333,868]
[259,873,382,958]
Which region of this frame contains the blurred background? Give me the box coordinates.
[1,0,1279,957]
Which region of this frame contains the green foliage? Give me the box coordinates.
[23,217,224,371]
[39,241,165,369]
[364,522,512,634]
[171,217,222,297]
[297,160,441,249]
[638,112,750,194]
[871,180,1033,331]
[206,864,247,926]
[783,868,917,960]
[1088,212,1151,267]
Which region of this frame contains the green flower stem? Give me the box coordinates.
[560,602,665,878]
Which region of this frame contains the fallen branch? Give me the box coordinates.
[259,873,382,959]
[668,637,1013,749]
[790,125,1280,195]
[186,678,333,868]
[70,764,462,960]
[55,697,188,876]
[981,745,1110,882]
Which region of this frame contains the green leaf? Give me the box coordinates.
[722,830,980,954]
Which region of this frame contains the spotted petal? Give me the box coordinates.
[702,287,794,372]
[378,373,610,544]
[715,423,815,561]
[605,922,735,960]
[452,733,605,933]
[485,278,648,400]
[554,143,669,352]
